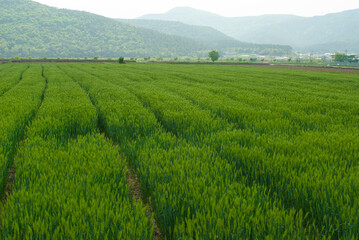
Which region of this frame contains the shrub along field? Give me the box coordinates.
[0,63,358,239]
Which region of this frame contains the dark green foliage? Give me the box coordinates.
[118,57,125,63]
[208,50,220,62]
[334,53,349,62]
[334,53,358,62]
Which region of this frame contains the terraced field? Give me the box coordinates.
[0,63,358,239]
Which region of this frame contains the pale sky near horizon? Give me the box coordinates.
[33,0,359,19]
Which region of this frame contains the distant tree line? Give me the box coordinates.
[334,53,358,63]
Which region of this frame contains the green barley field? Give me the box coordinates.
[0,63,359,239]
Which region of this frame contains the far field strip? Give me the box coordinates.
[144,64,359,93]
[139,68,359,132]
[161,62,359,74]
[124,64,359,105]
[106,64,359,132]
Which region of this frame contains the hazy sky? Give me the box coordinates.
[33,0,359,19]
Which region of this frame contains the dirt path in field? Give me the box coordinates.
[126,165,162,239]
[1,165,16,206]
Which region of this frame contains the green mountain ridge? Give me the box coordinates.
[0,0,208,58]
[140,7,359,53]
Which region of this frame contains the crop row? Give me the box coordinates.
[1,62,358,239]
[72,63,359,238]
[0,65,45,196]
[0,65,153,239]
[61,64,310,239]
[0,64,29,97]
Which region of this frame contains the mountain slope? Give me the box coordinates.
[140,7,302,41]
[0,0,207,58]
[119,19,293,56]
[119,19,234,43]
[140,7,359,52]
[303,40,359,53]
[140,7,230,27]
[238,9,359,48]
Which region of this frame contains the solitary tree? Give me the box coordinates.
[118,57,125,64]
[208,50,220,62]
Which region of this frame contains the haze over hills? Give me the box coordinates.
[119,19,234,43]
[119,19,293,56]
[140,7,359,53]
[140,7,302,38]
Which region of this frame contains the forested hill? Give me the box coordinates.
[0,0,208,58]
